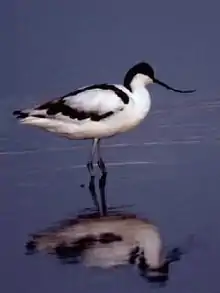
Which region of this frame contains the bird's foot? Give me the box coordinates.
[97,158,107,175]
[98,171,107,216]
[88,175,100,212]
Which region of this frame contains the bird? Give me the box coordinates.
[13,62,196,175]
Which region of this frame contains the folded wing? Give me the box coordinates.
[13,84,129,122]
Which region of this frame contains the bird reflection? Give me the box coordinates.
[87,172,108,216]
[25,195,191,285]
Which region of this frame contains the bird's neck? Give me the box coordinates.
[129,79,151,109]
[124,74,152,114]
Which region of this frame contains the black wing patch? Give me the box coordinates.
[37,99,115,121]
[62,84,129,104]
[36,84,128,121]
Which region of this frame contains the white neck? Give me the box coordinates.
[129,74,153,93]
[127,74,151,118]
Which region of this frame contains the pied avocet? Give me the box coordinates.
[13,62,195,175]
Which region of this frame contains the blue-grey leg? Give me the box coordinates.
[86,138,107,215]
[87,138,99,176]
[99,172,107,216]
[96,139,107,216]
[88,175,100,213]
[87,138,100,212]
[97,139,107,174]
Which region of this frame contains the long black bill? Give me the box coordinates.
[154,78,196,93]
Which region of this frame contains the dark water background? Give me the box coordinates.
[1,0,220,292]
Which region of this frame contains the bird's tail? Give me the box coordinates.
[12,108,47,120]
[13,110,30,119]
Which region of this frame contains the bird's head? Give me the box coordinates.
[124,62,196,94]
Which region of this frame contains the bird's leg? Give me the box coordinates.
[87,138,98,176]
[99,172,107,216]
[86,139,100,212]
[88,174,100,213]
[97,139,107,175]
[95,139,107,215]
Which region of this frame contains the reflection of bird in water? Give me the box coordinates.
[88,172,108,215]
[13,62,195,177]
[26,210,189,284]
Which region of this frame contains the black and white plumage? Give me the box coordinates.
[13,62,195,175]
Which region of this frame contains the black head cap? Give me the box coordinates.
[124,62,155,90]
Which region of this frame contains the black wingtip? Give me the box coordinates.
[12,110,29,119]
